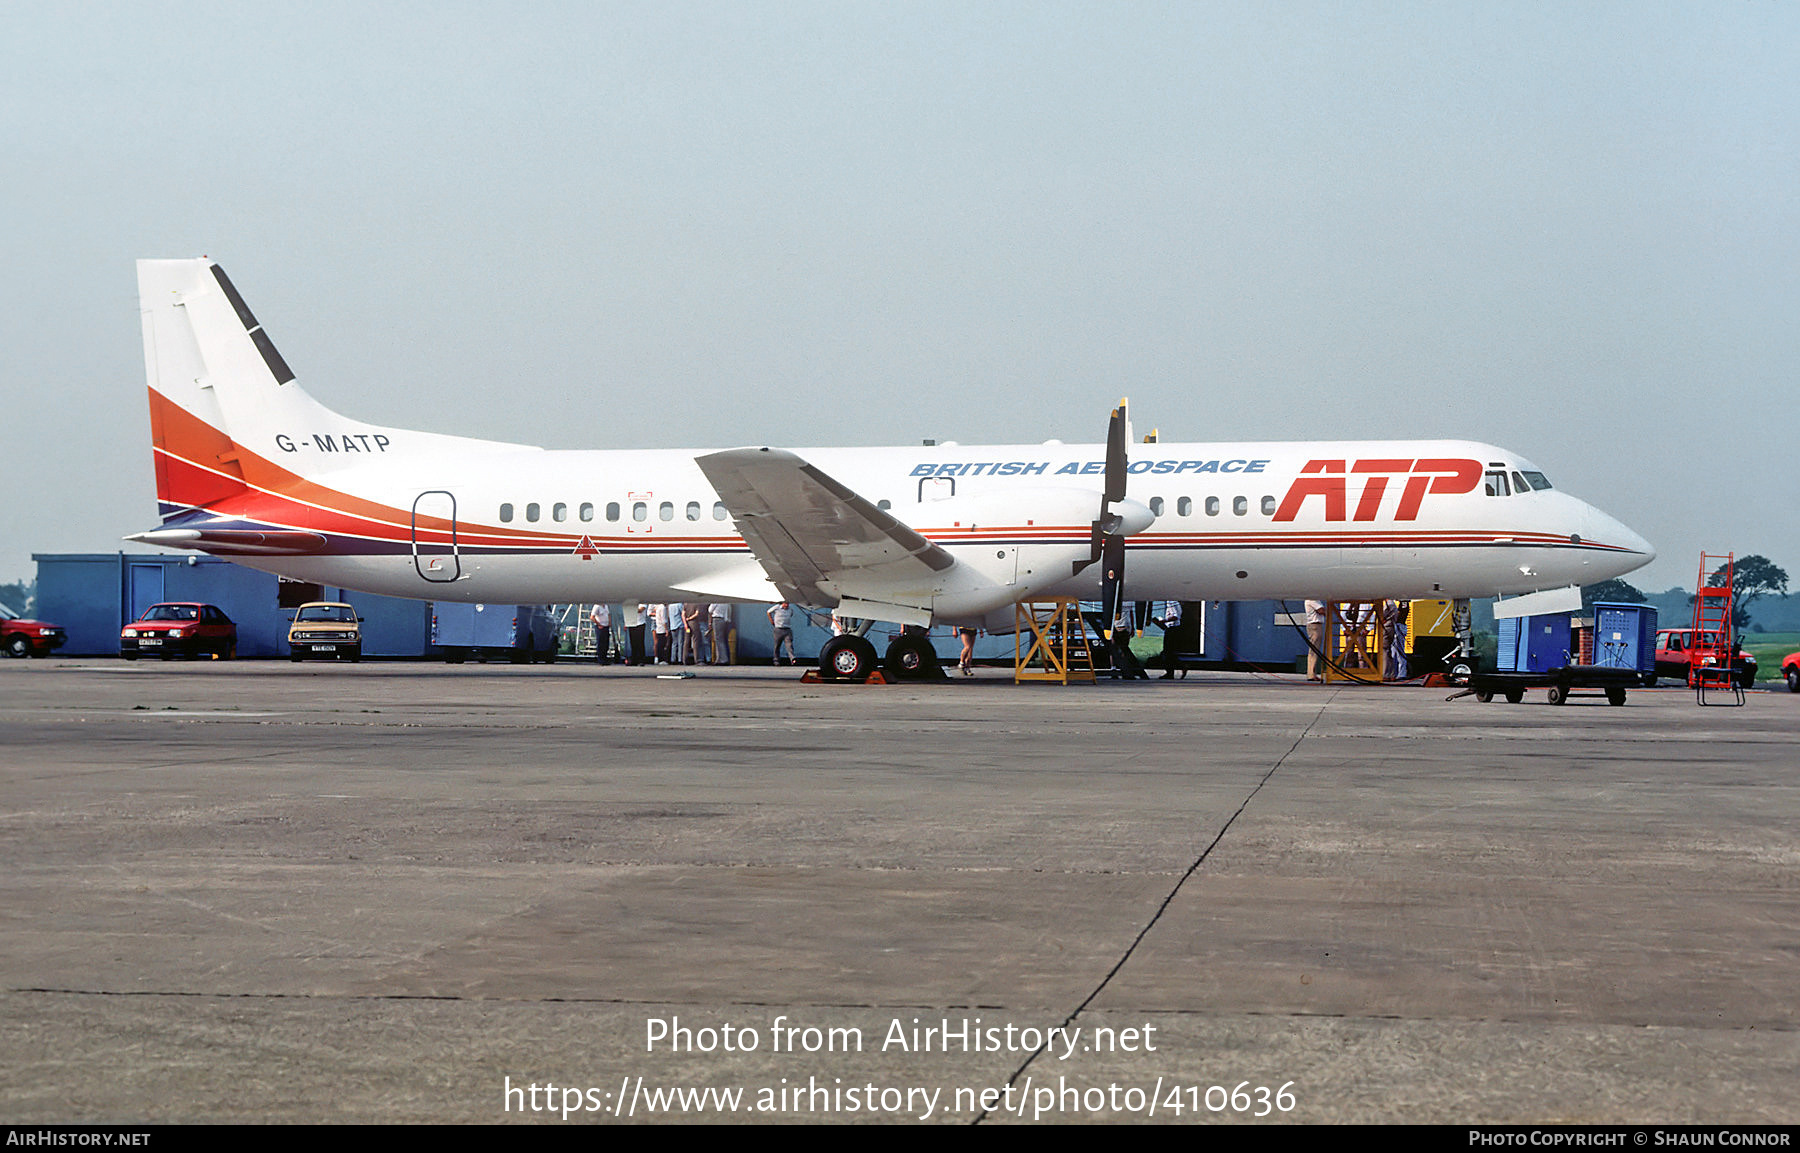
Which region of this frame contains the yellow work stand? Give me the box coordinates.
[1013,599,1098,684]
[1324,601,1389,684]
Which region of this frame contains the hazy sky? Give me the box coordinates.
[3,2,1794,592]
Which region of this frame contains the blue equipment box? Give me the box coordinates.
[1590,602,1658,672]
[1496,613,1575,673]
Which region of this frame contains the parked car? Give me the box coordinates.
[1653,628,1756,689]
[288,602,363,661]
[120,603,237,660]
[1783,651,1799,694]
[1,603,66,658]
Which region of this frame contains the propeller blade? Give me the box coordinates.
[1072,399,1135,579]
[1099,532,1127,639]
[1104,402,1129,505]
[1100,400,1131,627]
[1072,399,1130,575]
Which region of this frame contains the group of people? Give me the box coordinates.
[1105,599,1188,680]
[1304,599,1411,681]
[587,602,734,666]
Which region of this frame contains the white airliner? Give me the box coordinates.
[128,258,1653,676]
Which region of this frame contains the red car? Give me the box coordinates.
[1784,651,1799,694]
[1,603,66,658]
[120,603,238,660]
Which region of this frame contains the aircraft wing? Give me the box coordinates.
[696,448,954,608]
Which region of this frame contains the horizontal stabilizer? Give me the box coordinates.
[126,527,328,556]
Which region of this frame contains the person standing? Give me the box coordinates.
[650,603,672,664]
[682,602,706,665]
[622,601,646,666]
[710,603,732,665]
[767,601,796,666]
[588,602,612,665]
[1384,599,1409,681]
[1156,600,1184,679]
[668,601,687,665]
[957,626,978,676]
[1305,599,1326,681]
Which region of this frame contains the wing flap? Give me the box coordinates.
[697,448,954,605]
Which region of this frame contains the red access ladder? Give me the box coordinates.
[1690,552,1742,704]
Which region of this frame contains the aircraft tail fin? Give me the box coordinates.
[140,259,327,518]
[137,258,396,522]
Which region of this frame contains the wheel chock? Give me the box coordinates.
[797,669,893,685]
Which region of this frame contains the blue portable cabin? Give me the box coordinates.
[429,602,558,661]
[1496,613,1575,673]
[1589,602,1658,673]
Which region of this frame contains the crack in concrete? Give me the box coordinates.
[973,694,1335,1124]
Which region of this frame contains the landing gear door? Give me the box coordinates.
[412,490,461,583]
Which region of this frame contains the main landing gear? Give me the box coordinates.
[811,630,946,683]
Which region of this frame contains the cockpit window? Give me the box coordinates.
[1521,471,1553,491]
[1484,470,1510,497]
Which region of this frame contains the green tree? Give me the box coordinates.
[1699,555,1789,631]
[0,579,33,615]
[1582,578,1646,609]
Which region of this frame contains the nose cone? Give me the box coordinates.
[1584,504,1656,575]
[1113,497,1157,537]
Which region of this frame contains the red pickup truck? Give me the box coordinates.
[1653,628,1756,689]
